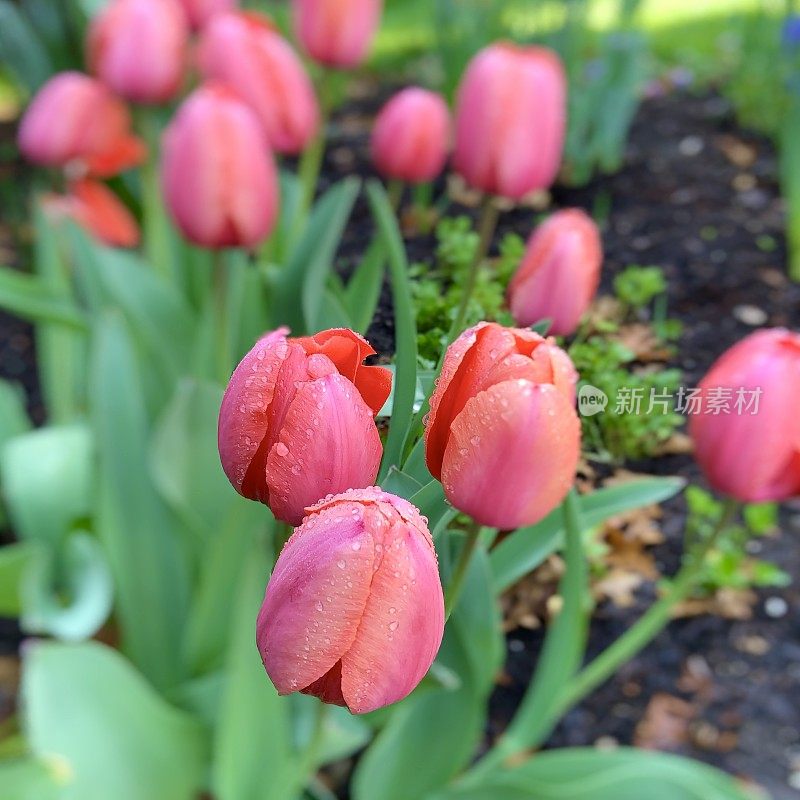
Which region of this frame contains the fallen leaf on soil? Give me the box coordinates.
[634,693,695,751]
[500,556,564,632]
[653,432,694,456]
[673,587,757,620]
[612,323,673,362]
[716,135,758,168]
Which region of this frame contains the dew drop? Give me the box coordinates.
[337,559,346,570]
[315,600,324,612]
[388,621,399,631]
[276,442,289,457]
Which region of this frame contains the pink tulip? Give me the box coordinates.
[453,43,566,200]
[161,83,279,249]
[370,87,451,183]
[508,209,603,336]
[292,0,382,68]
[257,487,444,713]
[17,72,146,177]
[218,328,392,525]
[425,322,580,529]
[689,329,800,503]
[197,12,319,155]
[87,0,189,104]
[177,0,236,29]
[42,179,140,248]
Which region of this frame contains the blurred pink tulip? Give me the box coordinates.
[370,87,451,183]
[161,84,279,248]
[425,322,580,529]
[292,0,382,68]
[42,179,140,248]
[197,12,319,155]
[177,0,236,29]
[258,487,444,713]
[508,209,603,336]
[453,43,566,200]
[17,72,146,177]
[88,0,189,104]
[218,328,392,525]
[689,329,800,503]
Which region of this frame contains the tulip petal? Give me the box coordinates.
[441,380,580,529]
[218,328,289,499]
[340,514,444,714]
[265,373,383,525]
[257,515,375,696]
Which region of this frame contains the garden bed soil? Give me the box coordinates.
[2,90,800,798]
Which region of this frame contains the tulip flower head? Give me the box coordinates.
[17,72,146,178]
[42,179,140,248]
[508,209,603,336]
[425,322,580,529]
[219,328,392,525]
[689,329,800,503]
[88,0,189,104]
[177,0,236,29]
[370,87,452,183]
[258,487,444,713]
[453,42,566,200]
[161,83,279,249]
[292,0,383,68]
[198,12,319,155]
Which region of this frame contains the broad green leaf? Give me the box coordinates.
[313,286,356,331]
[22,641,207,800]
[0,379,31,527]
[345,238,385,334]
[0,755,58,800]
[0,542,38,616]
[212,535,298,800]
[368,181,418,481]
[381,466,424,499]
[439,748,757,800]
[0,268,87,331]
[491,477,685,592]
[0,1,53,91]
[91,313,190,689]
[409,481,453,536]
[20,531,113,642]
[1,425,92,545]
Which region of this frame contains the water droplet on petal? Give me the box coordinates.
[276,442,289,457]
[315,600,324,611]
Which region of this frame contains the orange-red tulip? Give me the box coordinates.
[218,328,392,525]
[425,322,580,529]
[17,72,145,178]
[371,87,451,183]
[453,43,566,200]
[508,209,603,336]
[197,12,319,155]
[258,487,444,713]
[690,329,800,502]
[88,0,189,104]
[161,84,279,249]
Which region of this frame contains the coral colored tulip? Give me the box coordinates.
[197,12,319,155]
[42,179,140,248]
[425,322,580,529]
[292,0,382,68]
[508,209,603,336]
[87,0,189,104]
[177,0,236,29]
[689,329,800,503]
[161,84,279,249]
[17,72,145,177]
[370,87,451,183]
[218,328,392,525]
[453,43,566,200]
[257,487,444,713]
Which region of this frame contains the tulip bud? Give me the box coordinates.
[219,328,392,525]
[197,12,319,155]
[87,0,189,104]
[425,322,580,529]
[291,0,382,68]
[17,72,146,178]
[508,209,602,336]
[689,329,800,503]
[177,0,236,30]
[161,84,279,249]
[257,487,444,713]
[453,43,566,200]
[370,87,451,184]
[42,179,140,248]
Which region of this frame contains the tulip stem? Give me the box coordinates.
[387,179,405,212]
[450,197,501,339]
[444,522,483,618]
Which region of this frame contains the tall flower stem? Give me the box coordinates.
[444,521,483,619]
